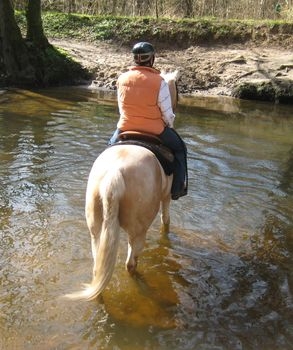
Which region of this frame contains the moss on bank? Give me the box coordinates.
[35,45,90,86]
[232,79,293,104]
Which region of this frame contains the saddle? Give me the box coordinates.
[112,131,175,175]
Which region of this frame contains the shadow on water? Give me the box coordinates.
[0,87,293,349]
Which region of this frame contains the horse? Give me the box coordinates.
[65,70,179,301]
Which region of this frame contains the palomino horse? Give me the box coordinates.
[66,71,179,301]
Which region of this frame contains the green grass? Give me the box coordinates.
[15,11,293,47]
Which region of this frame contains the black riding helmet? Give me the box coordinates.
[132,42,155,65]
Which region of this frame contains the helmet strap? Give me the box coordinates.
[150,55,155,67]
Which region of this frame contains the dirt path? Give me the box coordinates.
[51,39,293,96]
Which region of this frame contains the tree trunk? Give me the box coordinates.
[25,0,49,48]
[0,0,36,85]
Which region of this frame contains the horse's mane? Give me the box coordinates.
[160,70,179,83]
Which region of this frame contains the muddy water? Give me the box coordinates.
[0,87,292,350]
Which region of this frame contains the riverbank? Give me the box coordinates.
[51,38,293,102]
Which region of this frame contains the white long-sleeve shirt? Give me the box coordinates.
[158,79,175,128]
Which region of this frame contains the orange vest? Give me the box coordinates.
[117,66,165,135]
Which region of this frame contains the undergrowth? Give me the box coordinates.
[15,12,293,48]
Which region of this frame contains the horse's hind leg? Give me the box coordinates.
[160,197,171,234]
[126,231,147,274]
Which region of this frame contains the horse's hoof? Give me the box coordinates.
[160,223,170,234]
[126,265,136,275]
[126,259,138,274]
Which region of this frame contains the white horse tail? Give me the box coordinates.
[65,167,125,301]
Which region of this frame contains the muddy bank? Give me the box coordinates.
[51,39,293,102]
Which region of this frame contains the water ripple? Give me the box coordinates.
[0,89,293,350]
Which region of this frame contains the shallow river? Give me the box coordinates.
[0,87,293,350]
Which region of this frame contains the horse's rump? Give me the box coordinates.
[89,145,171,230]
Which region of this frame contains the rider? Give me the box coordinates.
[109,41,187,200]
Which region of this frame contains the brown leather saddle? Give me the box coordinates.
[113,131,175,175]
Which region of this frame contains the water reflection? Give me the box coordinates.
[0,88,292,349]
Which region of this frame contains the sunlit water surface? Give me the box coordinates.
[0,87,293,350]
